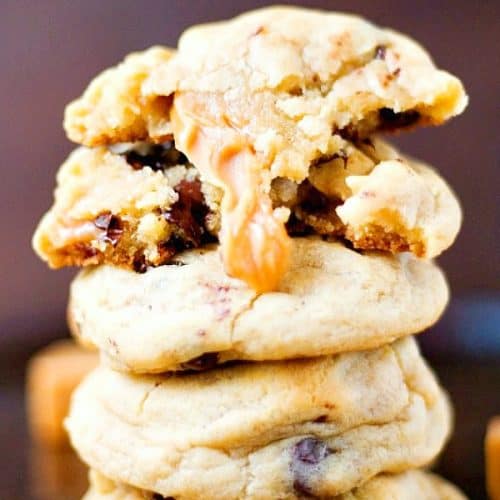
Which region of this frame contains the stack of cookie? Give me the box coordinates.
[33,7,469,499]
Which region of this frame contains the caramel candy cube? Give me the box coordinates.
[487,417,500,500]
[26,339,98,448]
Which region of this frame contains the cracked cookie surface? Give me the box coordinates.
[84,469,467,500]
[33,138,460,271]
[66,337,451,499]
[65,7,467,151]
[68,237,448,374]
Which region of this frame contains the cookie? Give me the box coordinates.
[65,7,467,149]
[64,46,174,146]
[68,237,448,373]
[63,6,467,291]
[33,137,461,271]
[66,337,452,499]
[84,469,467,500]
[32,143,221,271]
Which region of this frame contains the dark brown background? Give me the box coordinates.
[0,1,499,499]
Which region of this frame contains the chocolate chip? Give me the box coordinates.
[180,352,219,371]
[162,179,208,247]
[293,437,331,465]
[291,438,332,497]
[289,86,303,96]
[152,494,175,500]
[157,239,179,263]
[285,180,342,238]
[378,108,421,130]
[337,125,359,142]
[94,212,123,245]
[374,44,387,60]
[313,415,328,423]
[293,478,315,497]
[93,213,112,230]
[73,242,99,260]
[132,253,147,273]
[300,181,341,214]
[169,259,187,267]
[125,141,189,172]
[285,213,313,236]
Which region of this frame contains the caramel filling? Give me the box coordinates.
[171,92,291,293]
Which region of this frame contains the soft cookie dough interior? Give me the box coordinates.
[33,137,460,274]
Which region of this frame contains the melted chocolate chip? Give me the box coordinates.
[93,212,123,245]
[293,478,316,498]
[313,415,328,423]
[73,242,99,260]
[291,438,332,497]
[162,179,209,247]
[374,44,387,60]
[157,239,179,263]
[132,252,147,273]
[152,495,175,500]
[125,141,189,172]
[293,437,331,465]
[378,108,421,130]
[180,352,219,371]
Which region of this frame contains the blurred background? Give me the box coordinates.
[1,1,498,499]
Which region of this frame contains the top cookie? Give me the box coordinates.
[65,7,467,149]
[63,7,467,292]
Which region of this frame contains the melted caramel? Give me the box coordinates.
[171,92,291,292]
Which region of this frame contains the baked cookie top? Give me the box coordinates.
[65,7,467,149]
[68,238,448,374]
[64,46,174,146]
[33,138,460,271]
[62,7,467,291]
[67,337,452,499]
[84,469,467,500]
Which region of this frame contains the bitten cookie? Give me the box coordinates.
[33,138,461,271]
[66,337,452,499]
[62,6,467,291]
[65,7,467,149]
[68,237,448,373]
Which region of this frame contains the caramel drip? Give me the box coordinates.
[171,92,291,292]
